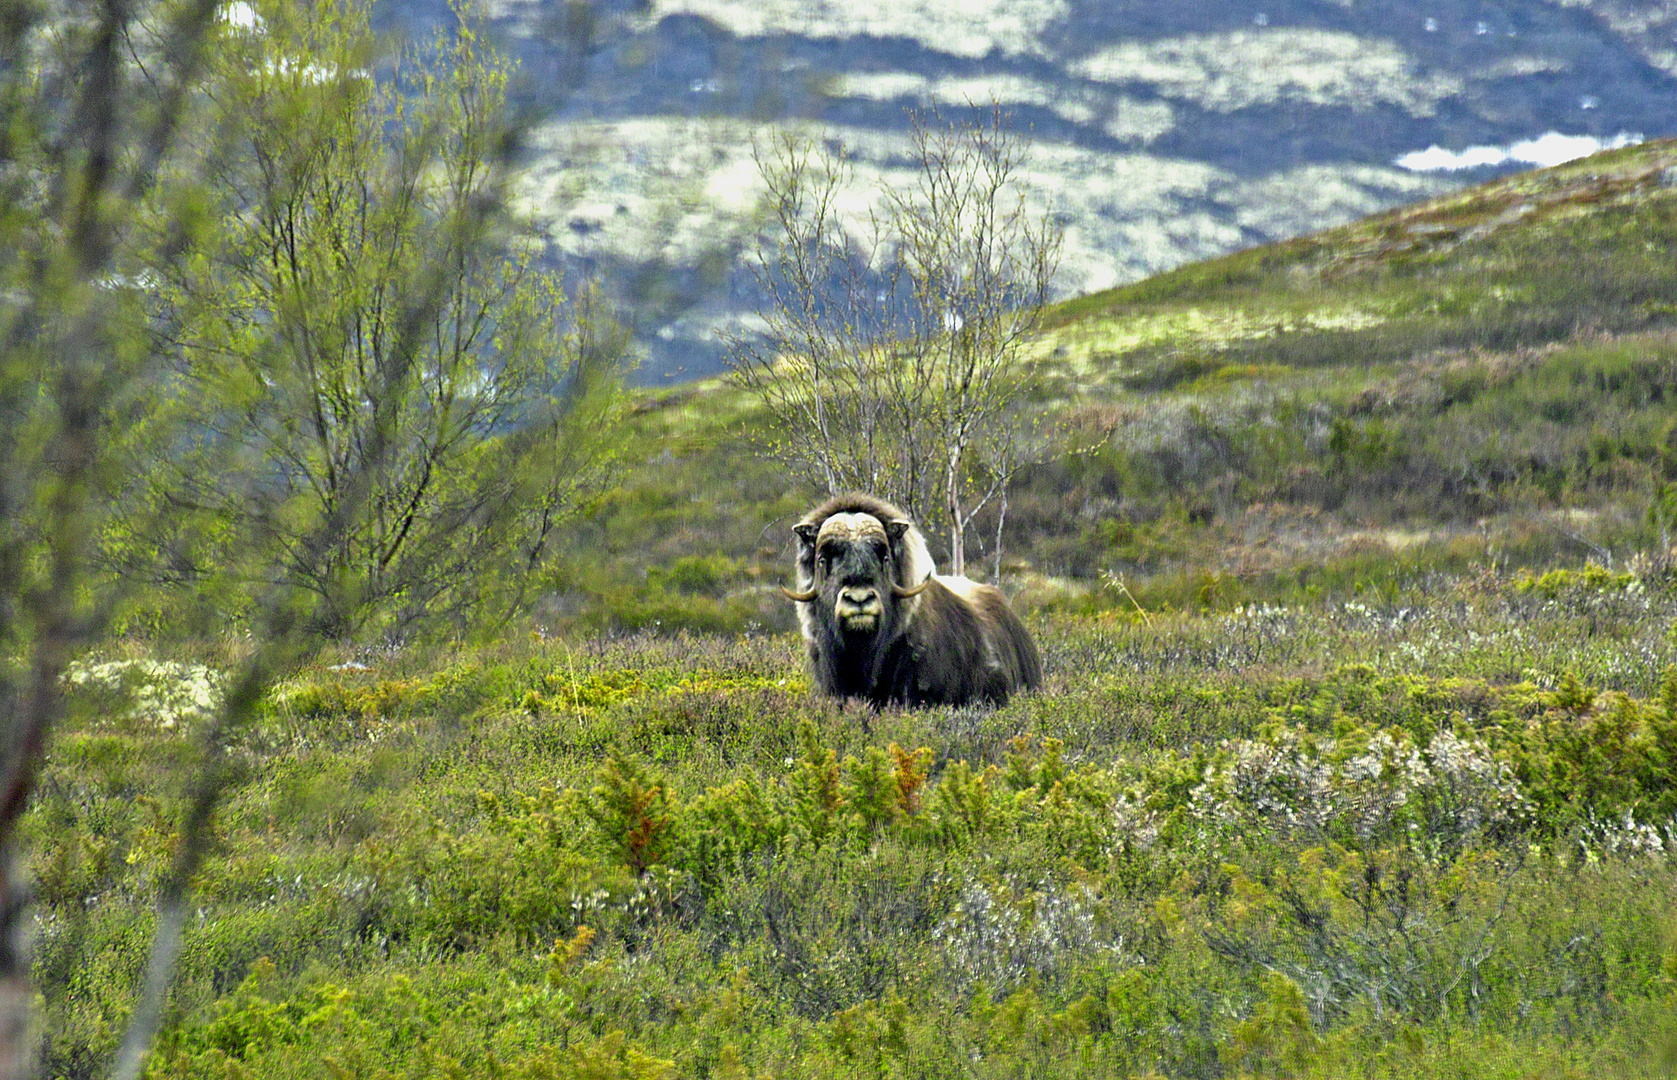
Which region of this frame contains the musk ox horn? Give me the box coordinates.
[891,579,931,598]
[781,585,819,602]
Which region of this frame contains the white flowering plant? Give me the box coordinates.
[62,658,226,732]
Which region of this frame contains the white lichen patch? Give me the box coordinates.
[1230,165,1456,242]
[828,71,1174,142]
[517,117,1233,299]
[1072,30,1462,115]
[644,0,1069,58]
[63,658,225,731]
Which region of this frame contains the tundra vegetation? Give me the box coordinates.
[34,564,1677,1078]
[7,2,1677,1079]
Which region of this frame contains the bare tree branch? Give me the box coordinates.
[729,106,1059,577]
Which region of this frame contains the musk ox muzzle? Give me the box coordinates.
[834,585,883,631]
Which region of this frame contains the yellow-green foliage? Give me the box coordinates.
[1516,562,1638,599]
[586,752,675,874]
[34,562,1677,1080]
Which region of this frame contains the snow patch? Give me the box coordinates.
[827,72,1172,142]
[645,0,1068,59]
[222,1,262,30]
[1395,131,1642,172]
[1072,30,1460,115]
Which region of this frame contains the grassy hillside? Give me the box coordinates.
[29,144,1677,1078]
[542,139,1677,634]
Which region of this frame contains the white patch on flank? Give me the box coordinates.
[934,574,985,603]
[897,525,935,589]
[1395,130,1642,171]
[889,521,936,629]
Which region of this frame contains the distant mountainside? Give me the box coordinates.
[387,0,1677,381]
[548,138,1677,629]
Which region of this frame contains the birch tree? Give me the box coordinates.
[729,106,1059,576]
[135,0,630,639]
[889,108,1059,576]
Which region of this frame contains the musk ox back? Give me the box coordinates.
[783,494,1041,707]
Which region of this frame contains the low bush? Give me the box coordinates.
[27,568,1677,1078]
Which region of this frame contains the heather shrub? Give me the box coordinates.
[26,570,1677,1078]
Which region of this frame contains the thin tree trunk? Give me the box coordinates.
[947,445,964,577]
[992,483,1008,582]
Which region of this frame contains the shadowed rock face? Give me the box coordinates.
[786,494,1041,707]
[387,0,1677,381]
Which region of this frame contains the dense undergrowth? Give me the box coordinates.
[33,564,1677,1078]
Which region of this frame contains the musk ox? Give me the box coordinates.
[782,493,1041,707]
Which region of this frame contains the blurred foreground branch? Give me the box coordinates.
[0,1,629,1076]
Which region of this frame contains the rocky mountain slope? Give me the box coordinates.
[400,0,1677,381]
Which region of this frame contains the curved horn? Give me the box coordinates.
[781,585,819,602]
[892,579,931,599]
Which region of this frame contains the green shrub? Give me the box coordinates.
[1516,563,1637,599]
[586,752,676,874]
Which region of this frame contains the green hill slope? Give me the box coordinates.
[544,139,1677,633]
[1043,137,1677,382]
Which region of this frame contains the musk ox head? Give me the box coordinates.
[782,494,934,640]
[783,493,1043,708]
